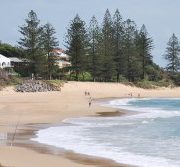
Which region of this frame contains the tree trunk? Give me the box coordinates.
[116,73,120,82]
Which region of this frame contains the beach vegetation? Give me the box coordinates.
[65,9,169,85]
[162,33,180,86]
[163,33,180,73]
[18,10,59,79]
[0,74,23,90]
[0,43,25,58]
[136,24,153,80]
[100,9,116,81]
[112,9,124,82]
[135,79,174,89]
[65,14,88,81]
[67,72,92,81]
[44,80,64,87]
[18,10,45,76]
[1,9,180,88]
[87,16,102,81]
[41,23,59,80]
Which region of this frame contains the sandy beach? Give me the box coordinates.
[0,81,180,167]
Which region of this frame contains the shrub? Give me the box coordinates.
[135,79,174,89]
[45,80,64,87]
[68,72,92,81]
[0,76,23,90]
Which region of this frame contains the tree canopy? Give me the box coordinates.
[1,9,178,85]
[164,33,180,73]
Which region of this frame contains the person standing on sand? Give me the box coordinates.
[128,92,132,97]
[89,97,92,107]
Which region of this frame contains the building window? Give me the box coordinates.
[2,62,6,67]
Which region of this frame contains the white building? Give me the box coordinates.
[51,49,71,69]
[0,54,11,69]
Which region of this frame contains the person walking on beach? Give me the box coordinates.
[138,93,140,98]
[89,97,92,107]
[128,92,132,97]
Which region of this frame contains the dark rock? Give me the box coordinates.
[16,80,60,92]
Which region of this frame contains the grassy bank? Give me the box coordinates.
[0,76,23,90]
[135,80,174,89]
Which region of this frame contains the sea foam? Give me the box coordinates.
[32,98,180,167]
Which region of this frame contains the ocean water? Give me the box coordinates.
[32,98,180,167]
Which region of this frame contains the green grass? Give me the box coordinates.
[45,80,64,85]
[45,80,65,88]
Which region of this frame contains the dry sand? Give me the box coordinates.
[0,81,180,167]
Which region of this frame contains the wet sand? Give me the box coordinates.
[0,112,133,167]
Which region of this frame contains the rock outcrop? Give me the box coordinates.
[16,80,61,92]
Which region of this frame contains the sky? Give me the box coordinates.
[0,0,180,67]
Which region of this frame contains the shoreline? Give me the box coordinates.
[1,81,180,167]
[0,86,133,166]
[18,110,135,167]
[0,110,134,167]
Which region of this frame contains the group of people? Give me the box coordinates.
[85,91,92,107]
[85,91,141,108]
[85,91,90,96]
[128,92,141,98]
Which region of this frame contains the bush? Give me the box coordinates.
[0,76,23,90]
[118,75,128,82]
[135,80,155,89]
[169,73,180,86]
[135,79,174,89]
[8,76,23,85]
[68,72,92,81]
[146,64,166,81]
[45,80,64,87]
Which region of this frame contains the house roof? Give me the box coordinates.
[0,54,11,62]
[51,48,70,59]
[52,48,65,54]
[9,57,23,63]
[9,57,30,63]
[58,52,69,59]
[58,60,71,64]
